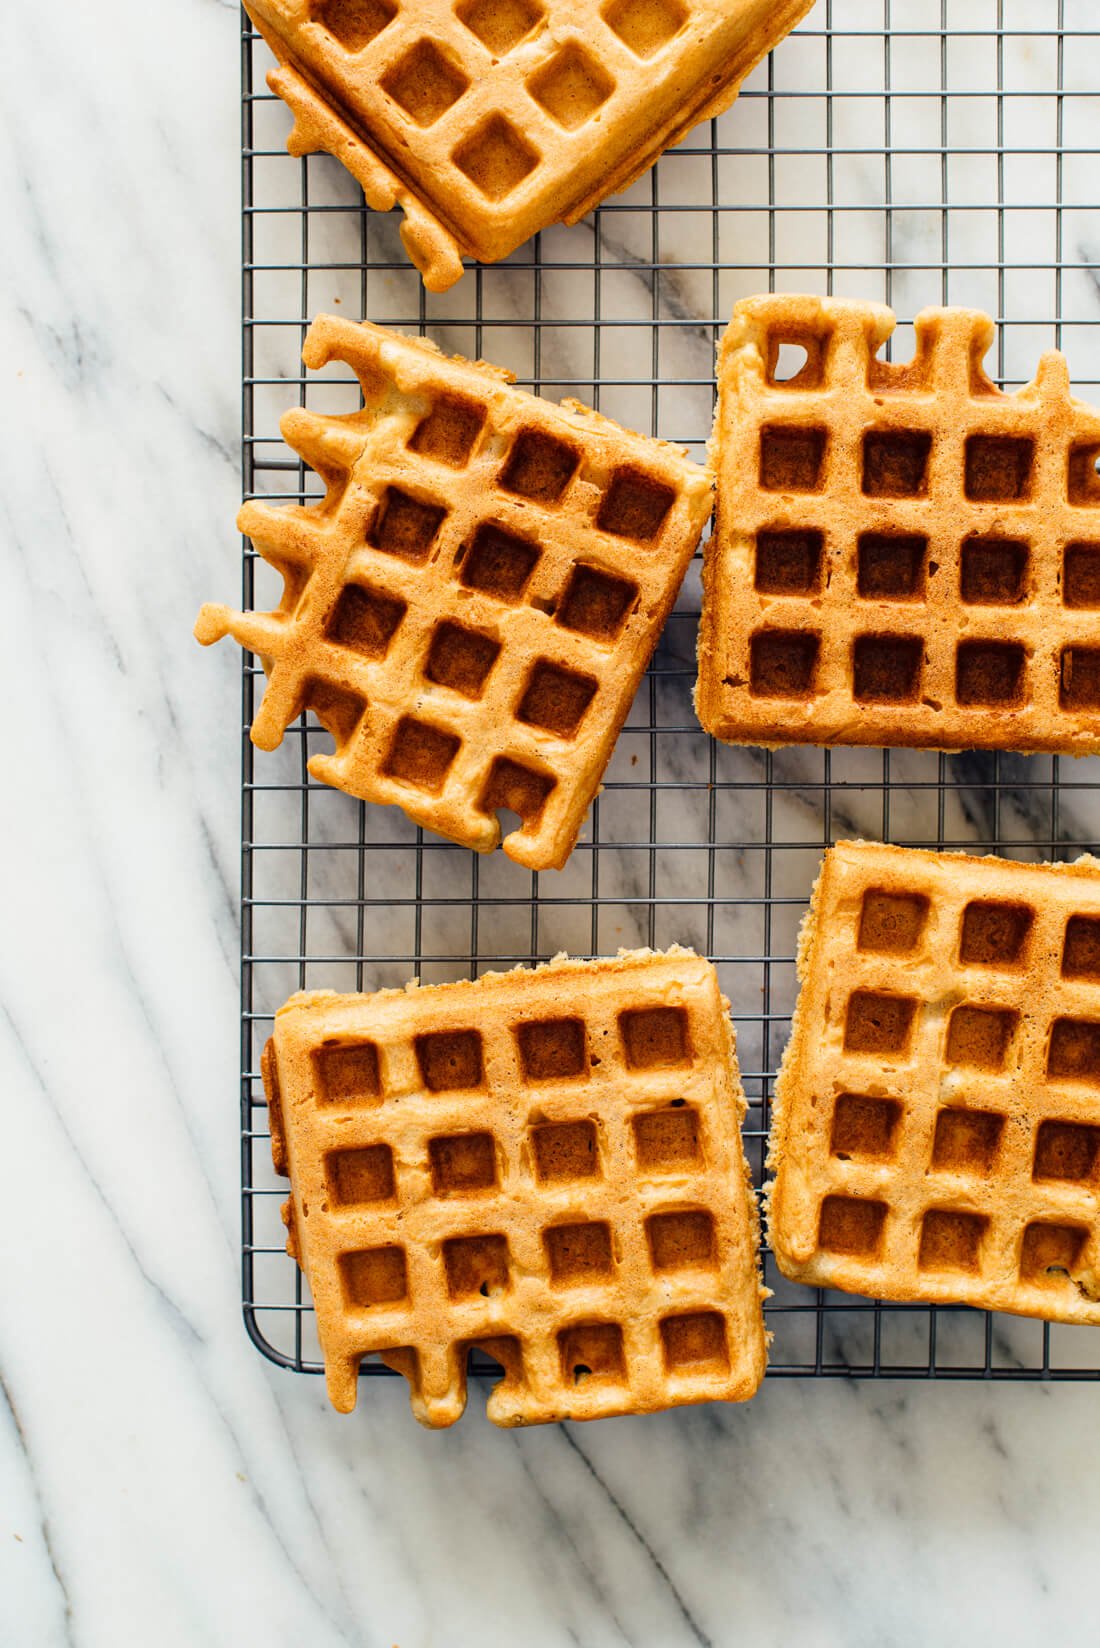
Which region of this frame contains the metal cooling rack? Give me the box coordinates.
[240,0,1100,1386]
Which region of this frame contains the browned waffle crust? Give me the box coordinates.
[244,0,814,290]
[768,841,1100,1321]
[697,295,1100,755]
[263,948,767,1425]
[196,317,712,870]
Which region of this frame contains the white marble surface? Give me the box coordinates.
[6,1,1100,1643]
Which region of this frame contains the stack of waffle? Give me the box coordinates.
[245,0,813,289]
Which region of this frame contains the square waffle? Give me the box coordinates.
[696,295,1100,755]
[262,948,767,1426]
[196,316,712,870]
[768,840,1100,1322]
[244,0,814,290]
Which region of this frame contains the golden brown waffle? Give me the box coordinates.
[697,296,1100,755]
[263,948,767,1425]
[244,0,813,290]
[196,316,712,870]
[768,840,1100,1323]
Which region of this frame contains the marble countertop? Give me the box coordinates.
[6,1,1100,1643]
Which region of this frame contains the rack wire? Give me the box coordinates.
[239,0,1100,1386]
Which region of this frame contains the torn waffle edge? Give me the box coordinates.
[197,315,714,871]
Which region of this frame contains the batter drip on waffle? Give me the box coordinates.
[768,841,1100,1323]
[262,948,767,1426]
[196,316,712,870]
[697,295,1100,755]
[244,0,813,290]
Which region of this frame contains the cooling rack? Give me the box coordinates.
[239,0,1100,1386]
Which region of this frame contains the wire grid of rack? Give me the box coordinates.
[240,0,1100,1386]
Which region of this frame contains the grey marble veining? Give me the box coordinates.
[6,0,1100,1642]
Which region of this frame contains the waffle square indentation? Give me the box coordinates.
[1020,1221,1090,1288]
[558,1321,625,1386]
[956,640,1026,706]
[853,634,923,703]
[429,1130,498,1193]
[458,522,541,602]
[960,537,1029,605]
[311,0,395,52]
[301,678,366,746]
[455,112,540,201]
[646,1210,716,1273]
[632,1104,702,1171]
[499,428,580,503]
[1034,1120,1100,1184]
[959,900,1034,968]
[416,1030,485,1091]
[857,533,927,599]
[453,113,539,200]
[918,1209,987,1274]
[382,40,470,127]
[818,1195,887,1257]
[619,1006,690,1069]
[369,487,448,563]
[659,1310,729,1374]
[545,1220,613,1284]
[383,717,461,793]
[313,1041,382,1105]
[857,888,930,954]
[749,630,820,698]
[764,329,828,390]
[830,1093,902,1161]
[555,564,638,640]
[1067,442,1100,506]
[457,0,543,55]
[944,1004,1016,1072]
[1064,542,1100,608]
[755,529,823,595]
[930,1108,1004,1175]
[597,467,676,541]
[341,1245,408,1307]
[409,394,486,467]
[517,661,597,738]
[528,43,614,130]
[326,1144,396,1205]
[844,990,918,1055]
[965,434,1034,501]
[479,756,556,829]
[760,426,827,492]
[1048,1017,1100,1083]
[602,0,687,58]
[443,1233,510,1299]
[424,621,500,698]
[530,1119,599,1182]
[326,583,406,659]
[1063,915,1100,980]
[1060,647,1100,710]
[516,1017,587,1081]
[862,430,931,497]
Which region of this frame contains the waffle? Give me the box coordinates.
[263,948,767,1426]
[768,840,1100,1323]
[697,295,1100,755]
[196,316,712,870]
[244,0,814,290]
